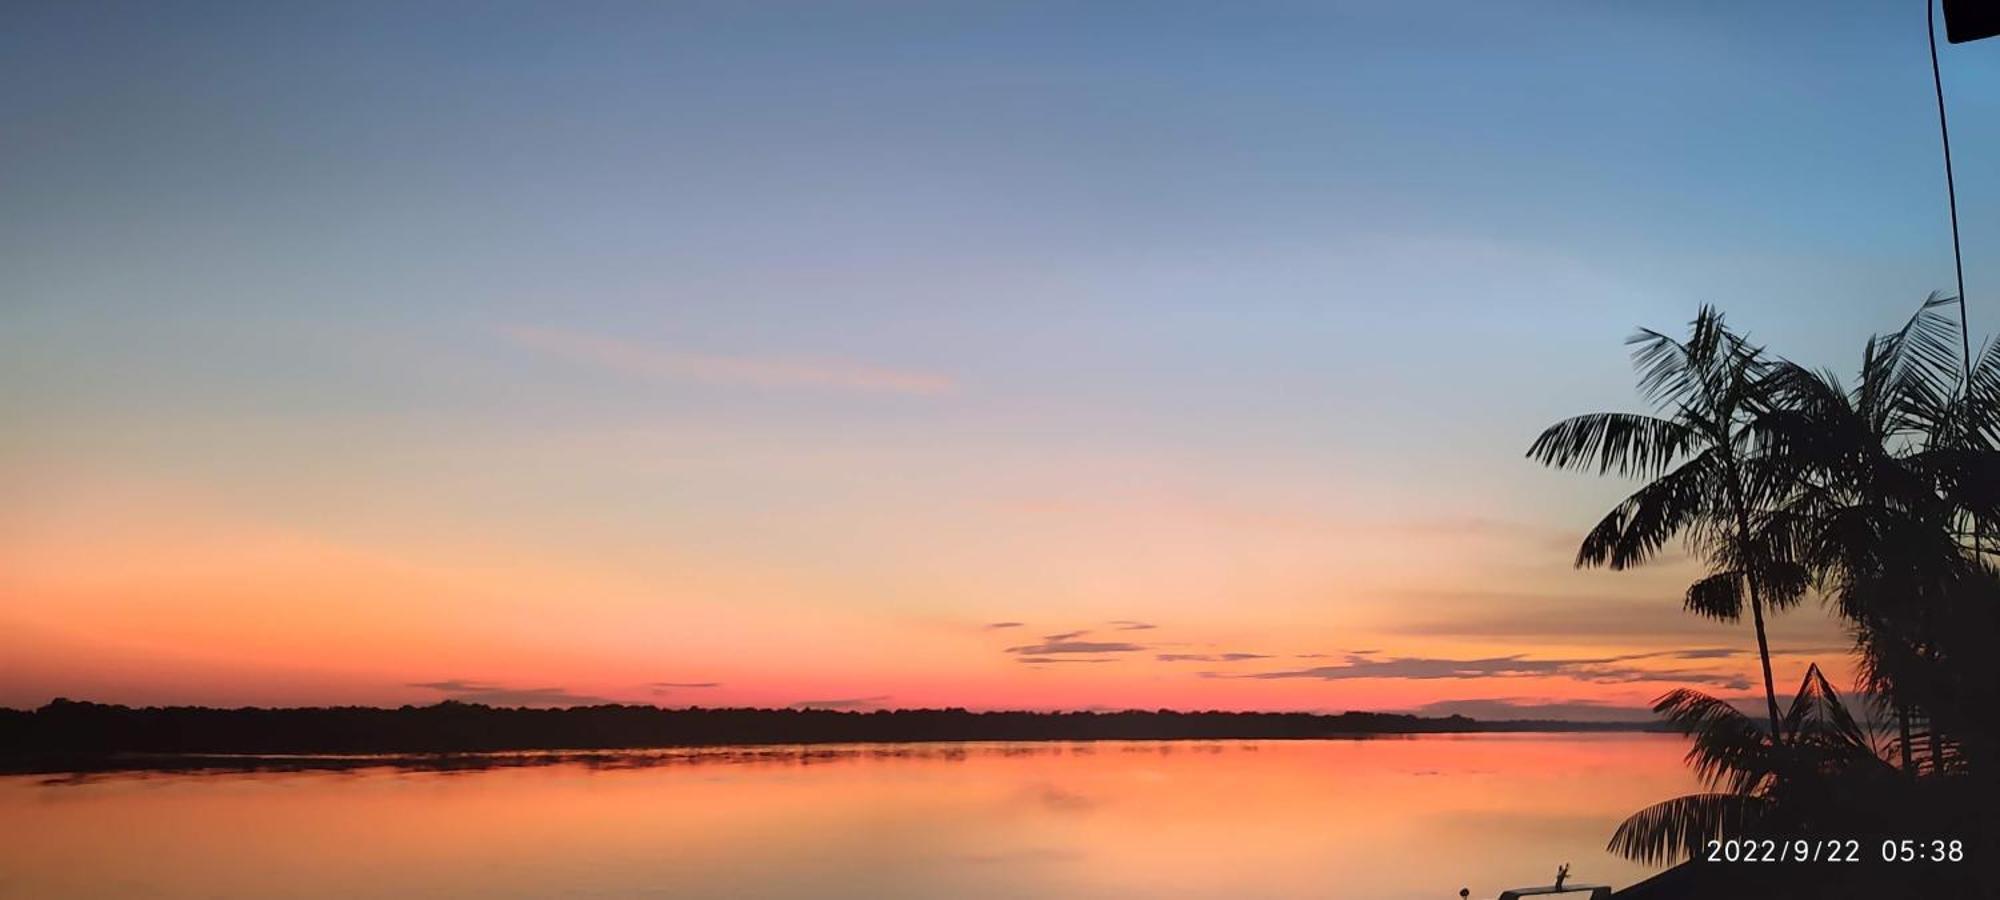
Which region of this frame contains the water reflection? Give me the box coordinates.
[21,739,1252,784]
[0,734,1695,899]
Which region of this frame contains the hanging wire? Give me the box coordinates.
[1929,0,1975,384]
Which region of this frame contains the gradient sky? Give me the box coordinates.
[4,1,1996,717]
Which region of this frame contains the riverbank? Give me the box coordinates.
[2,698,1665,772]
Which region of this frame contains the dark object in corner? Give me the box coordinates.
[1944,0,2000,43]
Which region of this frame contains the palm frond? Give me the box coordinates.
[1629,325,1699,411]
[1861,292,1962,435]
[1607,793,1774,866]
[1654,687,1775,793]
[1683,570,1743,622]
[1526,413,1696,478]
[1575,449,1719,569]
[1781,664,1871,756]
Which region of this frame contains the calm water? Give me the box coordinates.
[0,733,1697,899]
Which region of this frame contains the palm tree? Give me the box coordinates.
[1756,294,2000,775]
[1581,301,2000,894]
[1607,664,1903,866]
[1528,307,1804,736]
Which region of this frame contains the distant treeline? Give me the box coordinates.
[0,698,1659,766]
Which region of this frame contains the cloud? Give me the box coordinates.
[789,695,891,710]
[1156,652,1270,663]
[408,680,612,707]
[1388,589,1850,650]
[1006,640,1146,656]
[1227,651,1750,689]
[1664,648,1738,660]
[500,324,955,396]
[1409,698,1658,723]
[1395,603,1721,640]
[1041,630,1089,642]
[647,681,721,696]
[983,621,1025,630]
[406,680,488,692]
[1108,620,1156,631]
[1017,656,1117,664]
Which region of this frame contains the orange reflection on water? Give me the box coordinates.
[0,734,1698,899]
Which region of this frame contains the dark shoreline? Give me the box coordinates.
[1,698,1665,774]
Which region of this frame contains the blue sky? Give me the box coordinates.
[2,1,1995,712]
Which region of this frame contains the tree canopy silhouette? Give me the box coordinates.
[0,699,1660,773]
[1543,298,2000,894]
[1529,306,1805,736]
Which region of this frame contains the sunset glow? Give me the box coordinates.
[5,0,1977,720]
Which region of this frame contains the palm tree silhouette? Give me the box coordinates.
[1528,307,1803,737]
[1607,664,1901,866]
[1553,301,2000,892]
[1757,294,2000,774]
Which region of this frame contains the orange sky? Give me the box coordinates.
[0,449,1851,716]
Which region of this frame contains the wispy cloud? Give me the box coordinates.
[991,624,1150,661]
[1387,589,1851,649]
[1006,640,1146,656]
[408,680,611,707]
[1226,651,1750,690]
[1666,648,1739,660]
[790,695,891,710]
[647,681,721,696]
[983,621,1025,630]
[1410,697,1657,723]
[500,324,955,396]
[1156,652,1269,662]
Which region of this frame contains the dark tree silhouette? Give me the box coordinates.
[1757,294,2000,776]
[0,700,1662,773]
[1528,307,1805,737]
[1556,299,2000,896]
[1607,665,1898,866]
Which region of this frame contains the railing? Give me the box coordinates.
[1476,864,1612,900]
[1494,886,1611,900]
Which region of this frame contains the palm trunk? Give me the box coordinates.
[1924,646,1945,773]
[1723,466,1785,741]
[1898,703,1916,775]
[1745,582,1783,739]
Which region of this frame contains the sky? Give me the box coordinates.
[3,1,1996,718]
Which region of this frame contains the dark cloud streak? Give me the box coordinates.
[1411,698,1657,723]
[1229,652,1750,689]
[789,695,891,710]
[1007,640,1145,656]
[408,680,612,707]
